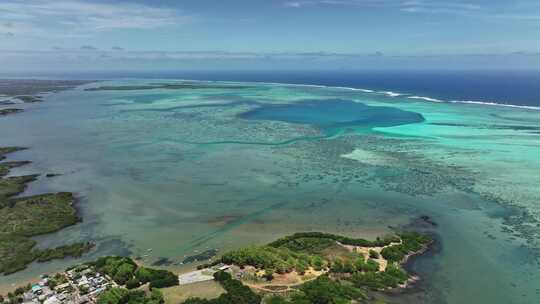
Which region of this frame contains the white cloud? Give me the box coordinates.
[281,0,540,22]
[0,0,190,38]
[283,0,483,15]
[284,0,395,8]
[284,2,303,7]
[400,1,481,15]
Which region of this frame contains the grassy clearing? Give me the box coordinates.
[160,281,225,304]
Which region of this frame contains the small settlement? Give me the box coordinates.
[2,232,431,304]
[3,265,117,304]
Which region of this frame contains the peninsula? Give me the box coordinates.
[1,232,431,304]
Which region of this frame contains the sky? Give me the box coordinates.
[1,0,539,71]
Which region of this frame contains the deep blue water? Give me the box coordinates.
[2,70,540,107]
[240,99,424,129]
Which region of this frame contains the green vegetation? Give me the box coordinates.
[0,234,36,275]
[1,229,431,304]
[90,256,178,289]
[47,273,69,289]
[0,81,98,275]
[0,161,31,178]
[0,80,91,100]
[269,232,400,249]
[85,83,250,91]
[181,271,260,304]
[221,246,315,274]
[215,232,430,303]
[269,236,336,254]
[97,288,164,304]
[380,232,431,263]
[0,193,81,236]
[183,274,366,304]
[37,242,95,262]
[0,174,40,207]
[221,232,428,277]
[0,147,91,275]
[0,192,90,274]
[331,257,379,274]
[354,258,379,273]
[282,275,366,304]
[351,264,409,290]
[369,250,379,259]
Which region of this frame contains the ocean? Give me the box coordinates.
[6,70,539,107]
[0,70,539,303]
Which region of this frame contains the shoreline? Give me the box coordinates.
[377,227,441,304]
[2,76,538,111]
[1,231,435,303]
[0,80,96,281]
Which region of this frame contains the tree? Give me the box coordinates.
[296,260,309,275]
[97,288,129,304]
[148,270,178,289]
[126,278,140,289]
[330,259,344,273]
[134,267,153,284]
[113,263,135,285]
[342,260,355,273]
[148,289,164,304]
[312,256,325,271]
[213,271,232,282]
[263,268,275,281]
[294,275,364,304]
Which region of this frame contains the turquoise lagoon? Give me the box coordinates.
[1,80,539,303]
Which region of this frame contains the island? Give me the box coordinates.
[0,79,91,104]
[84,82,250,91]
[0,232,431,304]
[0,79,97,275]
[0,147,94,275]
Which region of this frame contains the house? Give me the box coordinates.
[31,285,42,295]
[43,296,61,304]
[54,283,70,292]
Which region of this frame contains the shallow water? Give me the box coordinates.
[1,80,539,303]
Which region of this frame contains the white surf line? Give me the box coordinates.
[447,100,540,110]
[407,96,443,102]
[154,78,540,110]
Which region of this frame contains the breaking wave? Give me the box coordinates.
[176,79,540,110]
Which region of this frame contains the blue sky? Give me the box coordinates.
[1,0,539,71]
